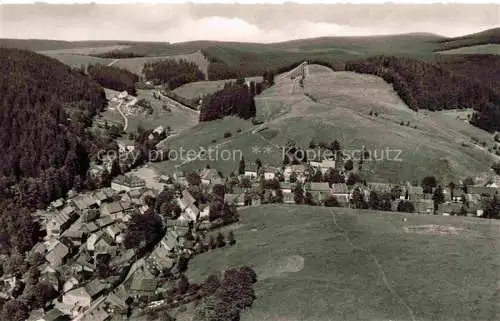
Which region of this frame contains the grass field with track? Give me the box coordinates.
[186,204,500,321]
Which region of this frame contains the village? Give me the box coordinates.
[1,138,498,321]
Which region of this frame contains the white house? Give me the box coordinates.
[117,139,135,154]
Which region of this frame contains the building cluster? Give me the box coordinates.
[4,167,236,321]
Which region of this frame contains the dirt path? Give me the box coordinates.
[107,58,120,67]
[116,101,128,131]
[330,210,417,321]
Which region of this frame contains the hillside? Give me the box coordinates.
[152,64,497,183]
[438,44,500,55]
[0,48,106,252]
[187,205,500,321]
[436,27,500,51]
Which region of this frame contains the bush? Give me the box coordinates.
[223,132,232,138]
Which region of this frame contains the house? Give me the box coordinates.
[80,207,100,223]
[80,304,110,321]
[50,198,65,211]
[47,206,78,237]
[467,186,500,198]
[185,204,200,221]
[436,202,463,216]
[331,183,350,205]
[406,185,424,201]
[200,167,221,185]
[414,199,434,215]
[244,164,259,178]
[45,241,70,267]
[310,159,336,174]
[280,182,295,194]
[148,125,165,140]
[224,193,245,206]
[100,202,123,217]
[63,277,79,294]
[307,182,331,192]
[129,269,158,296]
[177,190,196,210]
[117,139,135,154]
[367,182,393,194]
[96,216,115,229]
[263,166,279,180]
[199,204,210,220]
[111,175,146,192]
[147,244,175,274]
[61,230,86,247]
[284,164,307,181]
[38,308,67,321]
[72,195,98,212]
[105,225,122,242]
[84,279,108,300]
[62,286,92,311]
[283,191,295,204]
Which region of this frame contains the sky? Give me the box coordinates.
[0,3,498,42]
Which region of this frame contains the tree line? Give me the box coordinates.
[142,59,205,90]
[344,55,500,132]
[0,48,107,254]
[85,63,139,95]
[199,80,259,122]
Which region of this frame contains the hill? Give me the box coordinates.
[0,48,106,252]
[187,205,500,321]
[438,44,500,55]
[436,27,500,51]
[152,64,497,184]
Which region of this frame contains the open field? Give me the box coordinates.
[171,76,263,100]
[151,64,497,183]
[187,205,500,321]
[438,44,500,55]
[43,53,112,68]
[112,50,209,77]
[37,45,132,55]
[100,89,199,134]
[41,50,209,77]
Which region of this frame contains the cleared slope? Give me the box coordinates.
[171,76,263,100]
[187,205,500,321]
[438,44,500,55]
[151,64,497,183]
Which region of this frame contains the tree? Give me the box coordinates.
[177,274,190,295]
[238,157,245,175]
[289,172,297,183]
[255,159,262,171]
[293,183,304,204]
[397,201,415,213]
[432,185,445,210]
[421,176,437,193]
[208,235,217,250]
[351,187,367,209]
[344,159,354,171]
[346,172,362,186]
[123,213,164,250]
[1,299,29,321]
[304,191,315,205]
[216,232,226,248]
[368,191,381,210]
[226,231,236,246]
[187,172,202,186]
[492,162,500,175]
[202,273,221,296]
[323,195,340,207]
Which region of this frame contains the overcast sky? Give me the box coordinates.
[0,4,498,42]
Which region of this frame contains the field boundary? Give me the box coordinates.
[330,210,417,321]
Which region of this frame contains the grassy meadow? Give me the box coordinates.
[151,64,497,183]
[186,205,500,321]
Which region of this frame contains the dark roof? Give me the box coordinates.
[84,279,108,298]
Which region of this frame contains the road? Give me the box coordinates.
[158,92,200,115]
[116,100,128,132]
[107,59,120,67]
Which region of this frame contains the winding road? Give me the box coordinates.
[116,100,128,131]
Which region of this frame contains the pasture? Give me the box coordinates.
[187,205,500,321]
[152,64,496,183]
[438,44,500,55]
[172,76,263,100]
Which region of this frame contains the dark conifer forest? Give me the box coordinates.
[142,59,205,89]
[199,81,257,122]
[345,55,500,132]
[86,63,139,95]
[0,48,106,253]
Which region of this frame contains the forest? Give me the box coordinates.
[0,48,107,254]
[199,80,260,122]
[142,59,205,90]
[344,55,500,132]
[86,63,139,95]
